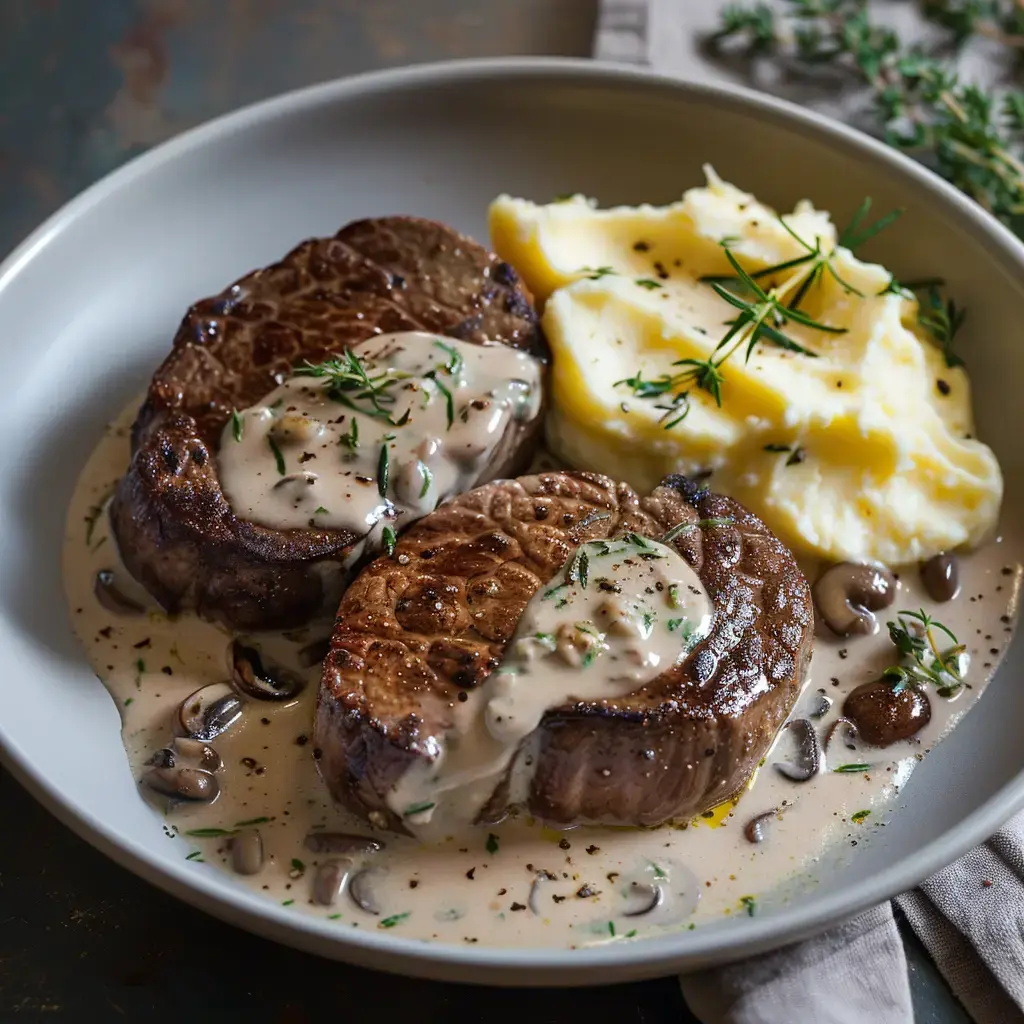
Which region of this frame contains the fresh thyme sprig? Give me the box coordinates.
[883,608,966,695]
[615,246,841,422]
[295,350,408,423]
[710,0,1024,235]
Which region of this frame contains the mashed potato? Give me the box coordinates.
[489,168,1002,565]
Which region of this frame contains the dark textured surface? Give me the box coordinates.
[0,1,970,1021]
[317,472,810,830]
[112,215,543,631]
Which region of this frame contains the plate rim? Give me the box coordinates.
[3,54,1024,984]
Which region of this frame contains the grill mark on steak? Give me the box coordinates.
[315,471,814,830]
[110,217,545,631]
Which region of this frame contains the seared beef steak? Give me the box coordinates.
[110,217,544,631]
[315,471,814,830]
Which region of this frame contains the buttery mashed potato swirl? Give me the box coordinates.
[489,168,1002,565]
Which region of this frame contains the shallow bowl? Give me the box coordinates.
[1,57,1023,985]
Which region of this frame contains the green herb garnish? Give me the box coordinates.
[739,895,757,917]
[341,417,359,451]
[268,435,286,475]
[295,350,407,423]
[328,913,342,920]
[184,828,238,837]
[282,899,295,906]
[419,463,433,499]
[667,583,682,608]
[486,833,500,855]
[314,506,328,515]
[567,547,590,588]
[650,862,668,879]
[235,817,272,827]
[377,443,390,497]
[291,858,306,874]
[608,921,616,936]
[833,763,873,774]
[382,525,397,557]
[231,409,244,442]
[404,801,436,817]
[582,265,615,279]
[379,912,411,928]
[124,697,133,707]
[636,278,663,290]
[851,809,871,824]
[434,340,464,375]
[426,370,454,429]
[918,285,967,368]
[185,850,203,861]
[883,608,965,694]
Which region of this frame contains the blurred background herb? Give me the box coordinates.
[709,0,1024,235]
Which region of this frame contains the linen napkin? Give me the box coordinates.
[593,2,1024,1022]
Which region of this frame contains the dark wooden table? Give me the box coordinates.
[0,3,971,1020]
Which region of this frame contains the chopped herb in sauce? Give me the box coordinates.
[382,525,397,557]
[235,817,271,827]
[314,506,329,515]
[185,850,203,861]
[184,827,238,837]
[851,809,871,824]
[267,435,286,475]
[377,443,390,497]
[425,370,454,429]
[295,350,405,423]
[635,278,662,290]
[486,833,500,855]
[328,913,342,920]
[230,409,244,442]
[434,340,464,375]
[608,921,616,936]
[667,583,682,608]
[625,929,638,938]
[833,763,873,774]
[739,895,757,917]
[404,801,436,817]
[341,417,359,451]
[567,548,590,589]
[419,462,433,498]
[650,862,667,879]
[379,912,411,928]
[581,265,615,279]
[282,899,295,906]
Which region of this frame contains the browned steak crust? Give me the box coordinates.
[110,217,545,631]
[315,471,814,830]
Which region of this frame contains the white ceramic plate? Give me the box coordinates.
[2,58,1023,986]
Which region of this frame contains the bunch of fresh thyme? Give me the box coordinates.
[711,0,1024,235]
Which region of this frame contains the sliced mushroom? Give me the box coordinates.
[744,808,779,844]
[824,716,860,752]
[528,870,557,915]
[304,832,384,855]
[774,718,822,782]
[94,570,144,616]
[177,683,243,741]
[813,562,897,637]
[229,641,305,702]
[142,766,219,802]
[921,552,960,603]
[230,830,264,875]
[622,881,663,917]
[171,736,223,773]
[348,868,383,915]
[312,859,352,906]
[807,692,833,719]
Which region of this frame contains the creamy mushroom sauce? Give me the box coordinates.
[390,537,714,841]
[64,399,1022,949]
[218,331,541,540]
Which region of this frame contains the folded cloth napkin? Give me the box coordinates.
[593,2,1024,1021]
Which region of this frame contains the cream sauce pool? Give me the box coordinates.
[64,399,1022,949]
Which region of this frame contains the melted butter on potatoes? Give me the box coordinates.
[489,167,1002,565]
